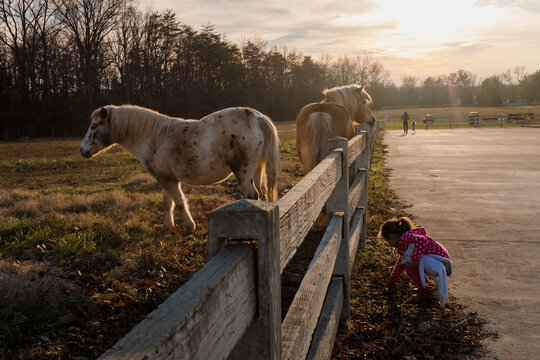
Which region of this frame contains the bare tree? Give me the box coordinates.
[365,58,390,88]
[401,75,418,88]
[448,69,477,104]
[109,3,142,102]
[53,0,126,103]
[30,0,59,111]
[0,0,34,104]
[513,65,527,84]
[142,9,181,111]
[401,75,419,105]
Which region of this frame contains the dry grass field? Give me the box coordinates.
[0,126,301,359]
[0,118,492,359]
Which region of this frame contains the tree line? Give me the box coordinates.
[1,0,539,139]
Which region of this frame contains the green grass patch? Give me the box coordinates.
[279,139,296,155]
[48,232,97,260]
[0,216,99,261]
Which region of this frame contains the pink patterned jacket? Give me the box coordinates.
[390,227,451,282]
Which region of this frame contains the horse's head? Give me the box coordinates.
[80,107,114,158]
[357,86,377,126]
[323,84,377,126]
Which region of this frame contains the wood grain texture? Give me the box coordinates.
[281,215,343,360]
[278,152,342,272]
[306,279,344,360]
[348,207,364,268]
[207,200,281,360]
[326,137,351,320]
[99,245,256,360]
[346,133,366,167]
[347,170,366,223]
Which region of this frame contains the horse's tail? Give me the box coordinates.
[259,115,280,202]
[305,111,333,172]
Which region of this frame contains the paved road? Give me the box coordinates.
[384,128,540,360]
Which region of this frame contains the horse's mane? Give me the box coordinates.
[322,84,372,121]
[95,105,178,143]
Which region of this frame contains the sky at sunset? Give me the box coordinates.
[139,0,540,84]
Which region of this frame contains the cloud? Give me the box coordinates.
[475,0,540,13]
[138,0,540,82]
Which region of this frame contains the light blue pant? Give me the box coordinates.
[419,254,451,307]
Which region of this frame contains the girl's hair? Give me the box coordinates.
[378,217,414,241]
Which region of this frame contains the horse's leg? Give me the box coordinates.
[160,181,196,232]
[253,161,267,200]
[162,189,175,230]
[234,163,260,200]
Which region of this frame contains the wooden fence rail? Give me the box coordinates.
[99,116,388,360]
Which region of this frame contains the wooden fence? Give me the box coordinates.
[386,112,538,130]
[99,116,388,360]
[423,113,537,129]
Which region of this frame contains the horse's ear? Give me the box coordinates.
[357,85,365,94]
[100,107,108,119]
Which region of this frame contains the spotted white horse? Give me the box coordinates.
[80,105,280,231]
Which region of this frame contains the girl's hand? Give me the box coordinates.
[400,243,415,265]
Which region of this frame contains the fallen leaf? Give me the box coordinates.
[57,312,76,325]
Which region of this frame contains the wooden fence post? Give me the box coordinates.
[208,199,281,360]
[326,136,350,319]
[356,124,371,249]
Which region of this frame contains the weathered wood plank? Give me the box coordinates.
[326,137,351,319]
[347,170,366,223]
[355,124,371,249]
[207,200,281,360]
[348,207,364,268]
[99,245,256,360]
[278,152,342,272]
[346,133,367,167]
[281,215,343,360]
[306,279,344,360]
[354,127,369,177]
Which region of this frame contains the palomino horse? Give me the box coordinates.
[80,105,280,231]
[296,85,376,174]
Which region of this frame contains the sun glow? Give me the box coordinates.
[333,0,508,56]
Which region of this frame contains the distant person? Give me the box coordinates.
[412,120,416,135]
[379,217,452,306]
[401,111,410,135]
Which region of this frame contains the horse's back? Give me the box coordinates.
[296,102,354,173]
[195,106,279,200]
[201,107,270,126]
[296,102,352,133]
